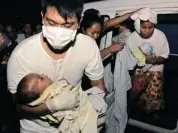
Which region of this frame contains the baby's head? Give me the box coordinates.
[17,73,52,104]
[139,42,155,56]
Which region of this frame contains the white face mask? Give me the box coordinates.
[42,26,77,49]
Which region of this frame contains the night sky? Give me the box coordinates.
[0,0,42,24]
[0,0,101,24]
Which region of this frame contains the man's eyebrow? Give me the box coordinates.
[46,17,75,25]
[46,17,59,24]
[63,21,75,25]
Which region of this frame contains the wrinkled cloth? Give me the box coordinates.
[131,8,157,33]
[112,30,132,44]
[85,86,107,127]
[29,79,98,133]
[132,42,156,68]
[132,48,146,67]
[105,45,137,133]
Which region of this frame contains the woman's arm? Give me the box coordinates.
[145,55,166,65]
[100,43,124,58]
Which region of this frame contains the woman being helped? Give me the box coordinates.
[80,13,137,133]
[79,14,123,91]
[127,8,170,114]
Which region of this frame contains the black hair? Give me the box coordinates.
[42,0,84,23]
[119,20,134,32]
[140,20,156,27]
[16,76,40,105]
[79,14,103,32]
[83,8,99,16]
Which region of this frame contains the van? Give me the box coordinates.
[84,1,178,133]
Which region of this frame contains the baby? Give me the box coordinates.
[17,73,107,133]
[132,42,155,71]
[139,42,155,57]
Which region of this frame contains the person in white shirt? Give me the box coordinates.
[127,8,170,115]
[7,0,105,133]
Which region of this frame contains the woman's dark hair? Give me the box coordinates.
[119,20,134,32]
[83,8,99,16]
[79,14,103,32]
[140,20,156,27]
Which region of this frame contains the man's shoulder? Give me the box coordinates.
[75,33,97,48]
[69,33,100,62]
[13,33,41,54]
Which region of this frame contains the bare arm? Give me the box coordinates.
[13,83,79,117]
[100,43,124,58]
[13,94,51,117]
[146,56,166,65]
[103,11,135,31]
[100,47,112,59]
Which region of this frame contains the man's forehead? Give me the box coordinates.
[45,6,78,23]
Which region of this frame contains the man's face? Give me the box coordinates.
[140,22,155,39]
[42,7,79,30]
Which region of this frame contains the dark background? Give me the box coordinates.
[0,0,102,24]
[0,0,178,54]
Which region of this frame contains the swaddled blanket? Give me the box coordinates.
[29,79,98,133]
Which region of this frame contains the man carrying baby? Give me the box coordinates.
[7,0,105,132]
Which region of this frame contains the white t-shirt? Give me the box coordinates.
[126,29,170,72]
[7,33,104,133]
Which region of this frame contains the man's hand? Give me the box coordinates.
[0,33,4,45]
[108,43,124,53]
[46,85,80,113]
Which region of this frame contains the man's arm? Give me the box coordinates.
[13,84,79,117]
[12,94,50,117]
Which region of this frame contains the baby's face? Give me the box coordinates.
[26,73,52,94]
